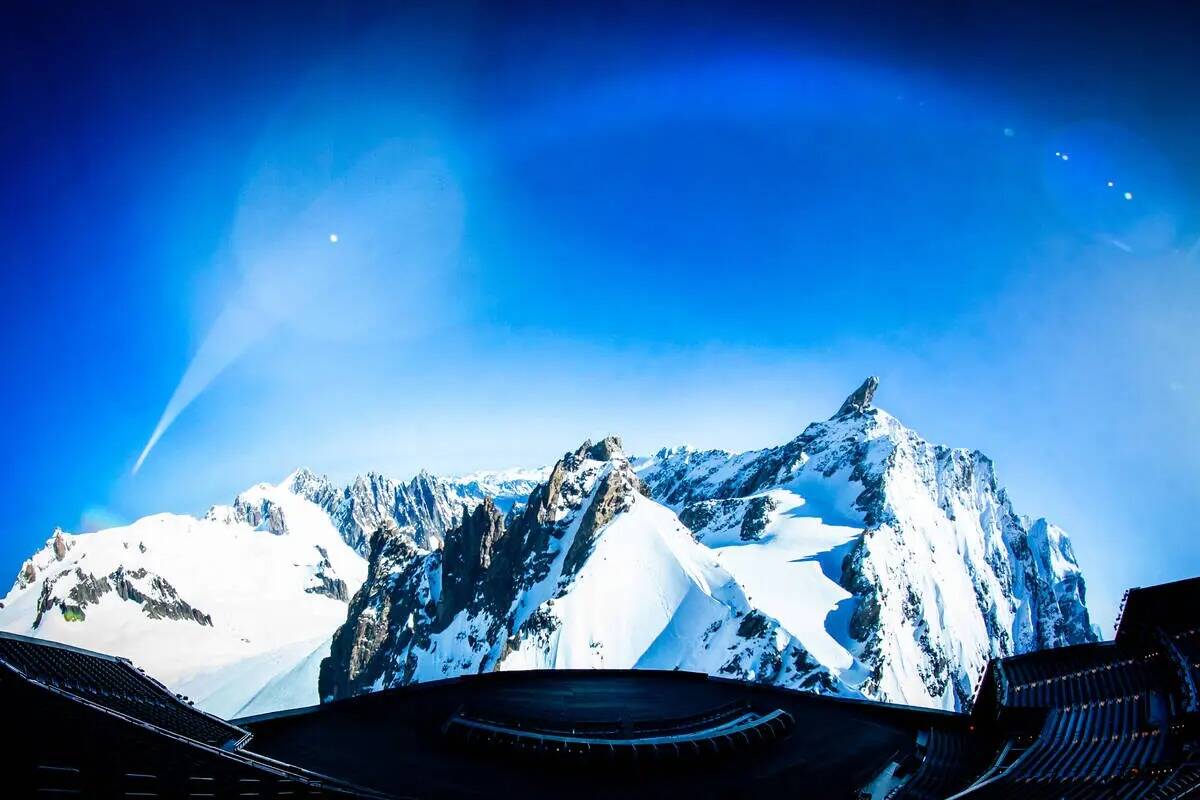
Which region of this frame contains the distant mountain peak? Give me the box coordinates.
[3,385,1096,717]
[834,376,880,418]
[568,435,626,463]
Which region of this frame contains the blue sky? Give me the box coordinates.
[2,1,1198,633]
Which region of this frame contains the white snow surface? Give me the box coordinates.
[703,487,866,681]
[628,401,1095,710]
[326,442,851,702]
[501,494,755,673]
[0,478,366,718]
[0,382,1095,717]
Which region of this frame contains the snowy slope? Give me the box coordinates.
[324,378,1096,711]
[319,436,848,701]
[0,465,541,718]
[2,378,1096,715]
[0,479,365,718]
[634,377,1097,709]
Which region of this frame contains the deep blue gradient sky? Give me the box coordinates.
[2,1,1198,633]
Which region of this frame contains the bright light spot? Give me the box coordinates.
[1124,191,1134,201]
[1060,153,1070,161]
[1055,151,1061,157]
[1107,181,1115,188]
[329,233,339,243]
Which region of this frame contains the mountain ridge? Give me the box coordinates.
[0,378,1096,715]
[318,378,1096,710]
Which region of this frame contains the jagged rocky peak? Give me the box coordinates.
[582,434,625,462]
[834,375,880,418]
[285,467,336,505]
[538,436,649,524]
[2,377,1097,716]
[16,529,74,590]
[409,468,440,491]
[319,433,664,700]
[235,463,543,559]
[626,378,1098,710]
[52,528,72,560]
[321,427,849,703]
[439,499,506,624]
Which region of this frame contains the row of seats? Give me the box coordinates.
[1001,652,1162,709]
[1004,694,1164,783]
[1164,628,1200,710]
[0,634,244,747]
[11,667,394,799]
[946,638,1191,798]
[888,729,972,800]
[952,767,1184,800]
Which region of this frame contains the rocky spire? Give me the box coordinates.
[52,528,71,560]
[585,435,624,462]
[438,498,506,625]
[834,376,880,418]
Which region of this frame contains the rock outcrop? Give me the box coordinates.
[319,437,841,702]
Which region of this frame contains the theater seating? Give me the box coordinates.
[0,632,395,798]
[937,580,1200,799]
[0,633,245,748]
[888,728,973,800]
[998,647,1165,710]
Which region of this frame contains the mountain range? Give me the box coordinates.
[0,378,1097,716]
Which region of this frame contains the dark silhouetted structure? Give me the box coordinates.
[6,577,1200,798]
[0,633,392,798]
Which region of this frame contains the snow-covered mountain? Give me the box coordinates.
[320,378,1097,711]
[634,377,1097,709]
[276,467,544,555]
[0,467,536,718]
[319,436,842,701]
[0,377,1097,716]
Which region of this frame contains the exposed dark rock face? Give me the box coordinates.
[68,569,110,606]
[673,495,777,544]
[677,500,721,536]
[137,575,213,625]
[306,546,350,602]
[52,529,70,560]
[320,524,421,699]
[320,435,842,704]
[561,467,642,579]
[439,500,506,625]
[834,376,879,418]
[231,497,289,536]
[636,377,1097,710]
[286,468,532,558]
[18,561,37,589]
[737,610,770,639]
[585,435,624,463]
[739,495,778,541]
[321,438,652,701]
[290,376,1096,713]
[306,576,349,602]
[33,577,61,627]
[30,565,213,628]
